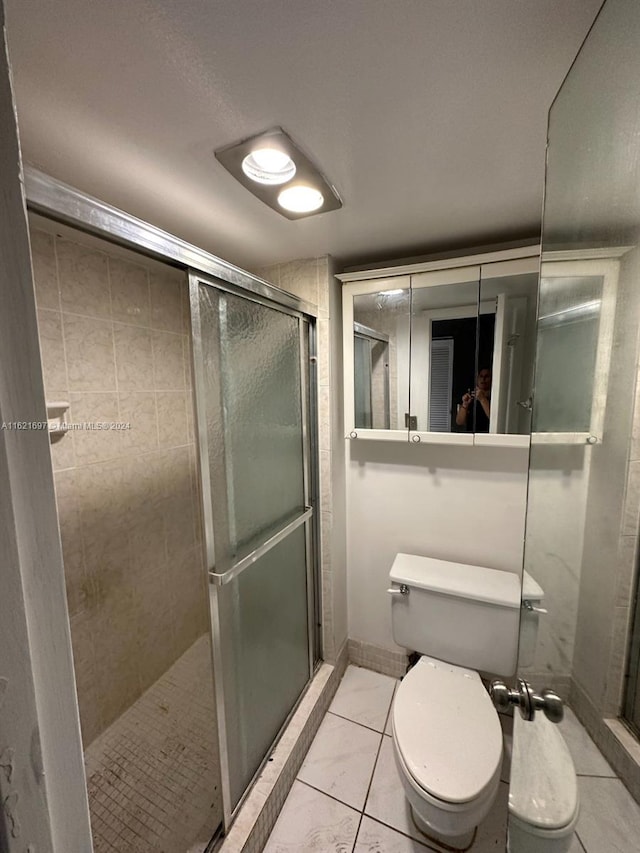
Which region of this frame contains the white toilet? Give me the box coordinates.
[388,553,578,851]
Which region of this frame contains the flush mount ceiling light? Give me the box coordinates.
[241,148,296,185]
[215,127,342,220]
[278,185,324,213]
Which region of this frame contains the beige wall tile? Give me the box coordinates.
[109,256,150,326]
[317,256,330,317]
[30,229,60,310]
[37,308,68,394]
[50,429,77,472]
[113,322,154,390]
[118,391,158,454]
[279,259,319,306]
[57,238,111,319]
[35,224,205,745]
[317,319,330,386]
[64,313,116,392]
[152,330,186,390]
[69,611,102,746]
[70,392,121,465]
[156,390,188,448]
[128,505,166,577]
[150,268,183,333]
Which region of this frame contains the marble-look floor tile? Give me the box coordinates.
[575,776,640,853]
[330,665,397,732]
[263,780,359,853]
[365,736,428,844]
[366,737,508,851]
[298,712,381,810]
[560,707,615,777]
[354,816,432,852]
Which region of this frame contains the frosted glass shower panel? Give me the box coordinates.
[218,525,309,809]
[200,285,305,556]
[533,274,604,433]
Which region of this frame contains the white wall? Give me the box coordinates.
[346,441,529,652]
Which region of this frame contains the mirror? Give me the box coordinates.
[408,268,480,434]
[531,258,617,441]
[477,265,539,435]
[353,285,411,431]
[342,252,540,443]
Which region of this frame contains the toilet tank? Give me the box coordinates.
[389,554,521,677]
[518,571,545,668]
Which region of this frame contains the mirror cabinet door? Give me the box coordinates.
[351,281,411,435]
[408,267,480,438]
[532,259,617,441]
[477,259,539,435]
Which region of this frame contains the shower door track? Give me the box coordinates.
[24,167,318,319]
[24,167,323,837]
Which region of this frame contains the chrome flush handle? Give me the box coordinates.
[387,584,410,597]
[489,678,564,724]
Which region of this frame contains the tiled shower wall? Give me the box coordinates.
[31,225,207,746]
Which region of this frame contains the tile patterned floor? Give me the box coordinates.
[85,635,222,853]
[264,665,640,853]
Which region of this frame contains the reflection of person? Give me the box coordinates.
[455,368,492,432]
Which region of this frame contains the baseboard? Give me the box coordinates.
[348,637,408,678]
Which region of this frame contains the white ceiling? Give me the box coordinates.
[6,0,602,271]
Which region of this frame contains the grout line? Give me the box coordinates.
[352,727,386,853]
[574,829,588,852]
[326,709,388,736]
[295,778,361,814]
[360,813,438,852]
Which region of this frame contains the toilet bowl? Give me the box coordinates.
[391,655,503,842]
[388,554,522,844]
[507,711,579,853]
[388,554,578,848]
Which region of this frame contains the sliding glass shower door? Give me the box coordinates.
[190,272,317,827]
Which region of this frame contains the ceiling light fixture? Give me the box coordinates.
[241,148,296,185]
[278,185,324,213]
[215,127,342,220]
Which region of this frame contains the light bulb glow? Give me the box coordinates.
[278,185,324,213]
[242,148,296,185]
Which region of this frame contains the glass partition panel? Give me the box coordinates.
[511,0,640,848]
[353,287,410,431]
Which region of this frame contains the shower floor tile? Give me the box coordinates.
[84,634,221,853]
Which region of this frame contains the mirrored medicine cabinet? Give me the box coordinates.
[340,248,540,448]
[340,246,625,448]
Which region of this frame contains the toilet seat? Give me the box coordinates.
[392,655,503,805]
[509,712,578,831]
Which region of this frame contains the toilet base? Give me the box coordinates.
[411,806,476,851]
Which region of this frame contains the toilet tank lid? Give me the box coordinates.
[522,570,544,601]
[390,554,521,609]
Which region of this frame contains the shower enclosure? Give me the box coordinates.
[190,272,319,824]
[25,169,320,850]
